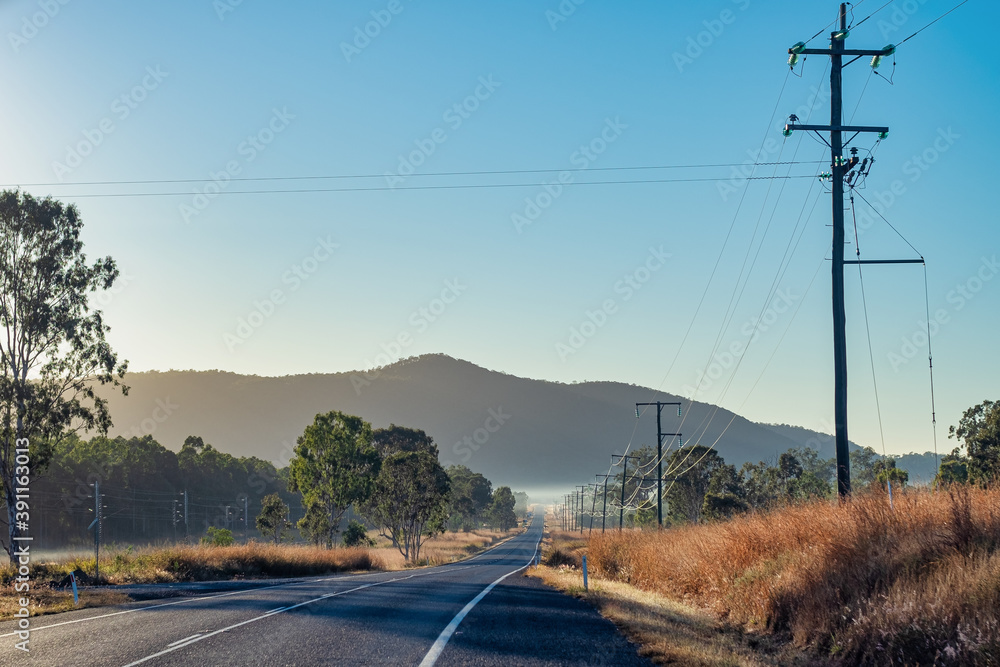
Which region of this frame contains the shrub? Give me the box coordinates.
[342,520,375,548]
[201,527,235,547]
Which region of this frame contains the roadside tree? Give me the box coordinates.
[256,493,290,544]
[363,450,449,562]
[288,411,380,548]
[0,191,128,562]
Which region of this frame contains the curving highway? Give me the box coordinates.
[0,518,651,666]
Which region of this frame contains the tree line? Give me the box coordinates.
[275,413,527,562]
[600,398,1000,528]
[605,441,907,527]
[18,412,527,563]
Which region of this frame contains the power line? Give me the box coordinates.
[898,0,970,46]
[41,175,817,199]
[852,189,923,258]
[3,161,825,189]
[851,0,895,29]
[672,61,831,463]
[652,69,796,398]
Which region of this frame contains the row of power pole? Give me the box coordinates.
[556,398,685,532]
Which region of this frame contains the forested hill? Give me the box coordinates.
[96,354,867,493]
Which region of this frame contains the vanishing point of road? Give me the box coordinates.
[0,517,651,666]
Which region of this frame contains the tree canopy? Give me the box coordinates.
[362,450,450,562]
[0,191,127,560]
[949,400,1000,484]
[287,411,381,548]
[256,493,290,544]
[446,465,492,531]
[488,486,517,531]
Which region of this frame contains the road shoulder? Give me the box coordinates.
[435,568,655,666]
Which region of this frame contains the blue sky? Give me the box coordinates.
[1,0,996,458]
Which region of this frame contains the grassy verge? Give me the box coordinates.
[0,528,521,621]
[0,542,381,621]
[529,526,814,666]
[371,527,522,570]
[529,566,809,667]
[547,486,1000,666]
[0,588,133,621]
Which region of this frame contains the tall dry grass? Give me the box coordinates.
[587,486,1000,665]
[372,528,520,569]
[0,542,383,586]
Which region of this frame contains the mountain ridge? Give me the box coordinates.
[99,353,864,495]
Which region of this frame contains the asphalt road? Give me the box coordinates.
[0,518,652,666]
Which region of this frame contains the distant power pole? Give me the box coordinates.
[182,489,189,538]
[244,496,250,543]
[595,474,612,533]
[576,485,586,535]
[587,483,599,534]
[635,401,682,527]
[613,453,643,531]
[90,481,103,581]
[784,3,897,498]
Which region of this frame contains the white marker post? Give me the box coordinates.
[582,555,588,591]
[70,571,79,606]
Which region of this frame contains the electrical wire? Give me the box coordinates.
[663,61,831,472]
[852,189,923,258]
[851,196,888,461]
[923,265,940,478]
[650,69,795,401]
[31,174,817,199]
[3,161,825,190]
[897,0,970,45]
[852,0,895,29]
[666,255,825,485]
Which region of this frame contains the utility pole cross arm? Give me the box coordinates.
[793,48,895,56]
[785,124,889,134]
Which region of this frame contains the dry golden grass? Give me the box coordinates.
[0,530,519,621]
[529,565,812,667]
[371,528,521,570]
[0,542,384,588]
[586,485,1000,665]
[0,586,132,621]
[541,529,588,568]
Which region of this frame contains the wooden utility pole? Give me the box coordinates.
[784,4,893,497]
[612,453,643,530]
[635,401,681,525]
[595,474,611,533]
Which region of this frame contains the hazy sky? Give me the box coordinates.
[2,0,996,458]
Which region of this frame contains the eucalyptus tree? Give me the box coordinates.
[0,191,127,561]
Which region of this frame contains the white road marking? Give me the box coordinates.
[167,633,201,648]
[1,532,520,641]
[418,530,543,667]
[119,567,478,667]
[0,569,401,639]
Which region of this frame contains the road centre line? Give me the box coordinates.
[418,531,543,667]
[120,567,476,667]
